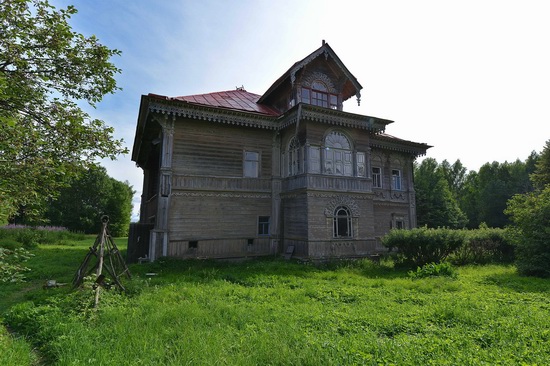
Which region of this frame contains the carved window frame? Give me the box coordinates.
[287,136,301,176]
[333,206,352,238]
[391,169,402,190]
[323,130,353,177]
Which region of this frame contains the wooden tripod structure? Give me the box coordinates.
[73,216,131,303]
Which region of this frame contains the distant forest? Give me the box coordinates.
[414,145,544,229]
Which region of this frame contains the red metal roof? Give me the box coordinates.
[154,89,280,116]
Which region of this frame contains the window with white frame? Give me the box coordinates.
[333,206,352,238]
[372,167,382,188]
[324,131,353,176]
[288,137,301,176]
[356,152,366,177]
[244,151,259,177]
[391,169,402,190]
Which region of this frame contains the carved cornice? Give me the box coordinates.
[301,106,387,132]
[171,192,271,199]
[149,101,278,130]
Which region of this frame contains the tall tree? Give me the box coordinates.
[46,166,134,236]
[414,158,467,228]
[440,159,467,200]
[0,0,126,222]
[506,142,550,277]
[530,140,550,190]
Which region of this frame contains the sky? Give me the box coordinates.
[51,0,550,220]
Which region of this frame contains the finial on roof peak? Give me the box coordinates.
[322,39,326,46]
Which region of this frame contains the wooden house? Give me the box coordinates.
[130,42,430,262]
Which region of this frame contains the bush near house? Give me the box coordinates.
[382,227,512,267]
[450,226,513,265]
[382,227,466,267]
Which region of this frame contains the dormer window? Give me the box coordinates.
[301,81,338,109]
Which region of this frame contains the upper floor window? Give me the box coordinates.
[288,137,301,176]
[324,131,353,176]
[391,169,402,190]
[244,151,259,177]
[301,81,338,109]
[372,167,382,188]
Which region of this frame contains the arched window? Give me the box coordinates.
[333,206,352,238]
[288,136,301,176]
[324,131,353,176]
[301,81,338,109]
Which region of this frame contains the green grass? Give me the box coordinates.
[2,239,550,365]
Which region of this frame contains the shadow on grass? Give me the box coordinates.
[481,271,550,294]
[128,255,409,288]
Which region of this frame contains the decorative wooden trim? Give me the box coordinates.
[324,195,360,217]
[171,192,271,199]
[149,101,278,130]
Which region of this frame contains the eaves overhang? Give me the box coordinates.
[278,103,392,133]
[370,133,432,157]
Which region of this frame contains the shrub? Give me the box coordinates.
[0,247,34,283]
[505,186,550,277]
[450,226,514,265]
[382,227,466,267]
[408,262,457,279]
[0,225,86,248]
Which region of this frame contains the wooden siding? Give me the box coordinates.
[308,239,378,259]
[281,192,308,239]
[283,175,371,192]
[169,193,271,241]
[173,176,271,192]
[172,119,274,178]
[168,238,272,259]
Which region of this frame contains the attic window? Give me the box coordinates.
[301,81,338,109]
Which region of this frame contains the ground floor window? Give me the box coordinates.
[258,216,270,235]
[333,206,352,238]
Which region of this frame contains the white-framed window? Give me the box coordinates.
[356,152,366,177]
[333,206,352,238]
[244,151,259,177]
[308,146,321,174]
[288,137,301,176]
[324,131,353,176]
[372,167,382,188]
[391,169,402,190]
[258,216,270,236]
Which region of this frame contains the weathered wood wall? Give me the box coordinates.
[167,117,276,258]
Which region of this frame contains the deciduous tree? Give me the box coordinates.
[0,0,126,222]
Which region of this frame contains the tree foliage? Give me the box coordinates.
[414,158,467,228]
[0,0,126,222]
[530,140,550,190]
[505,141,550,277]
[45,166,134,237]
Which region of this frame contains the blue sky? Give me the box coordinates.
[51,0,550,220]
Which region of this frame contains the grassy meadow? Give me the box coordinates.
[1,235,550,365]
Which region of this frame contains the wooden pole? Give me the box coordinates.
[94,219,107,307]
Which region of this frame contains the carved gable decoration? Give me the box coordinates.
[258,42,363,107]
[324,196,360,218]
[301,72,337,94]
